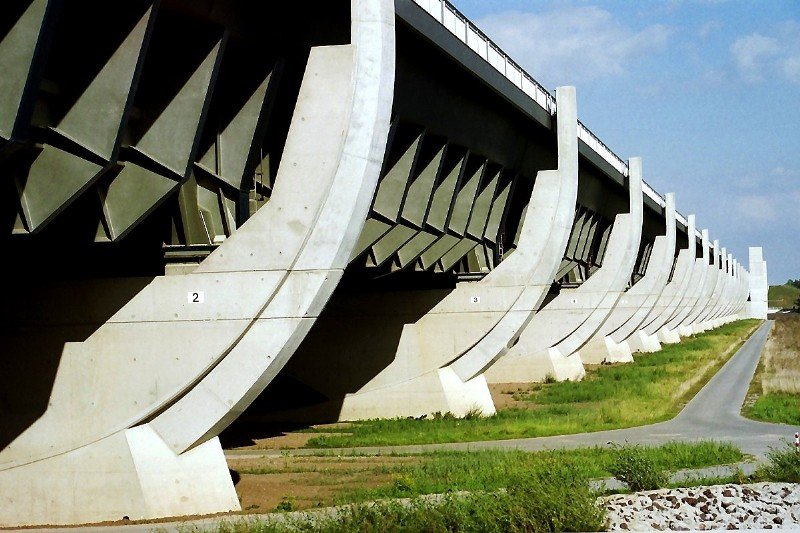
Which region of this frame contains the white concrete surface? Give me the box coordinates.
[627,213,697,352]
[339,87,580,419]
[581,191,677,363]
[484,157,644,379]
[659,218,708,342]
[746,247,768,318]
[691,240,724,333]
[676,229,712,336]
[0,0,396,526]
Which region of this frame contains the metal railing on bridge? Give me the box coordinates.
[413,0,700,236]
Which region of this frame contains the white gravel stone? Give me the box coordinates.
[602,483,800,530]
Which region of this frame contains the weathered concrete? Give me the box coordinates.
[0,0,757,526]
[627,214,697,352]
[691,240,725,333]
[676,229,712,336]
[0,0,395,526]
[747,247,768,318]
[484,158,643,379]
[580,191,677,364]
[659,219,708,343]
[338,87,580,419]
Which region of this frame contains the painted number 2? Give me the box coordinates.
[188,291,205,304]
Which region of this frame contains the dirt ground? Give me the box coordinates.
[762,313,800,393]
[226,455,417,512]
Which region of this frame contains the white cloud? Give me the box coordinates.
[475,6,672,84]
[730,34,780,82]
[698,20,723,39]
[736,194,776,223]
[731,20,800,84]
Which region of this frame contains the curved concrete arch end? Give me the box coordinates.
[484,157,644,381]
[580,191,677,364]
[0,0,396,526]
[338,86,581,420]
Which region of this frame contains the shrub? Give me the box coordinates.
[274,498,294,512]
[609,444,669,491]
[756,441,800,483]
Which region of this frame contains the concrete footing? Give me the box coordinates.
[626,329,663,353]
[0,427,237,527]
[340,368,496,420]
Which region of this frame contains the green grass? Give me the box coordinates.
[208,466,606,532]
[754,442,800,483]
[209,442,747,533]
[306,320,760,448]
[769,284,800,309]
[330,441,743,505]
[745,393,800,425]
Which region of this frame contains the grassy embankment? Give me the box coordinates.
[214,440,800,532]
[768,283,800,309]
[744,313,800,424]
[304,320,760,448]
[223,441,743,531]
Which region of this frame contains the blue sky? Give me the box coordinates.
[451,0,799,284]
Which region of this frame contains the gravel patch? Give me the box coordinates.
[604,483,800,530]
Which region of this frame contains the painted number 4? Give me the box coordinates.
[188,291,205,304]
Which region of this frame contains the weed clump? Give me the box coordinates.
[609,444,669,491]
[756,441,800,483]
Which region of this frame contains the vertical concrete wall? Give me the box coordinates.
[746,247,768,319]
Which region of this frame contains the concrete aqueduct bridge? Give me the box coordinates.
[0,0,766,526]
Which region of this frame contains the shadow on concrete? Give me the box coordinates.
[0,276,152,452]
[223,280,451,432]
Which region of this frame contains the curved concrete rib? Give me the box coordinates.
[738,265,752,318]
[338,87,580,420]
[722,258,745,323]
[716,257,737,324]
[709,251,733,327]
[707,251,731,327]
[659,222,708,342]
[676,229,712,336]
[719,255,740,325]
[580,191,677,364]
[691,240,725,333]
[725,261,744,321]
[484,159,644,381]
[627,213,697,352]
[0,0,395,526]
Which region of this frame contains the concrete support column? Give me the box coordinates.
[627,213,696,351]
[338,86,580,420]
[602,192,677,355]
[484,157,643,378]
[659,219,707,342]
[677,229,712,336]
[692,239,724,333]
[746,247,768,319]
[0,0,396,526]
[709,251,732,327]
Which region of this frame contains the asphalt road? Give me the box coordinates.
[271,320,797,459]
